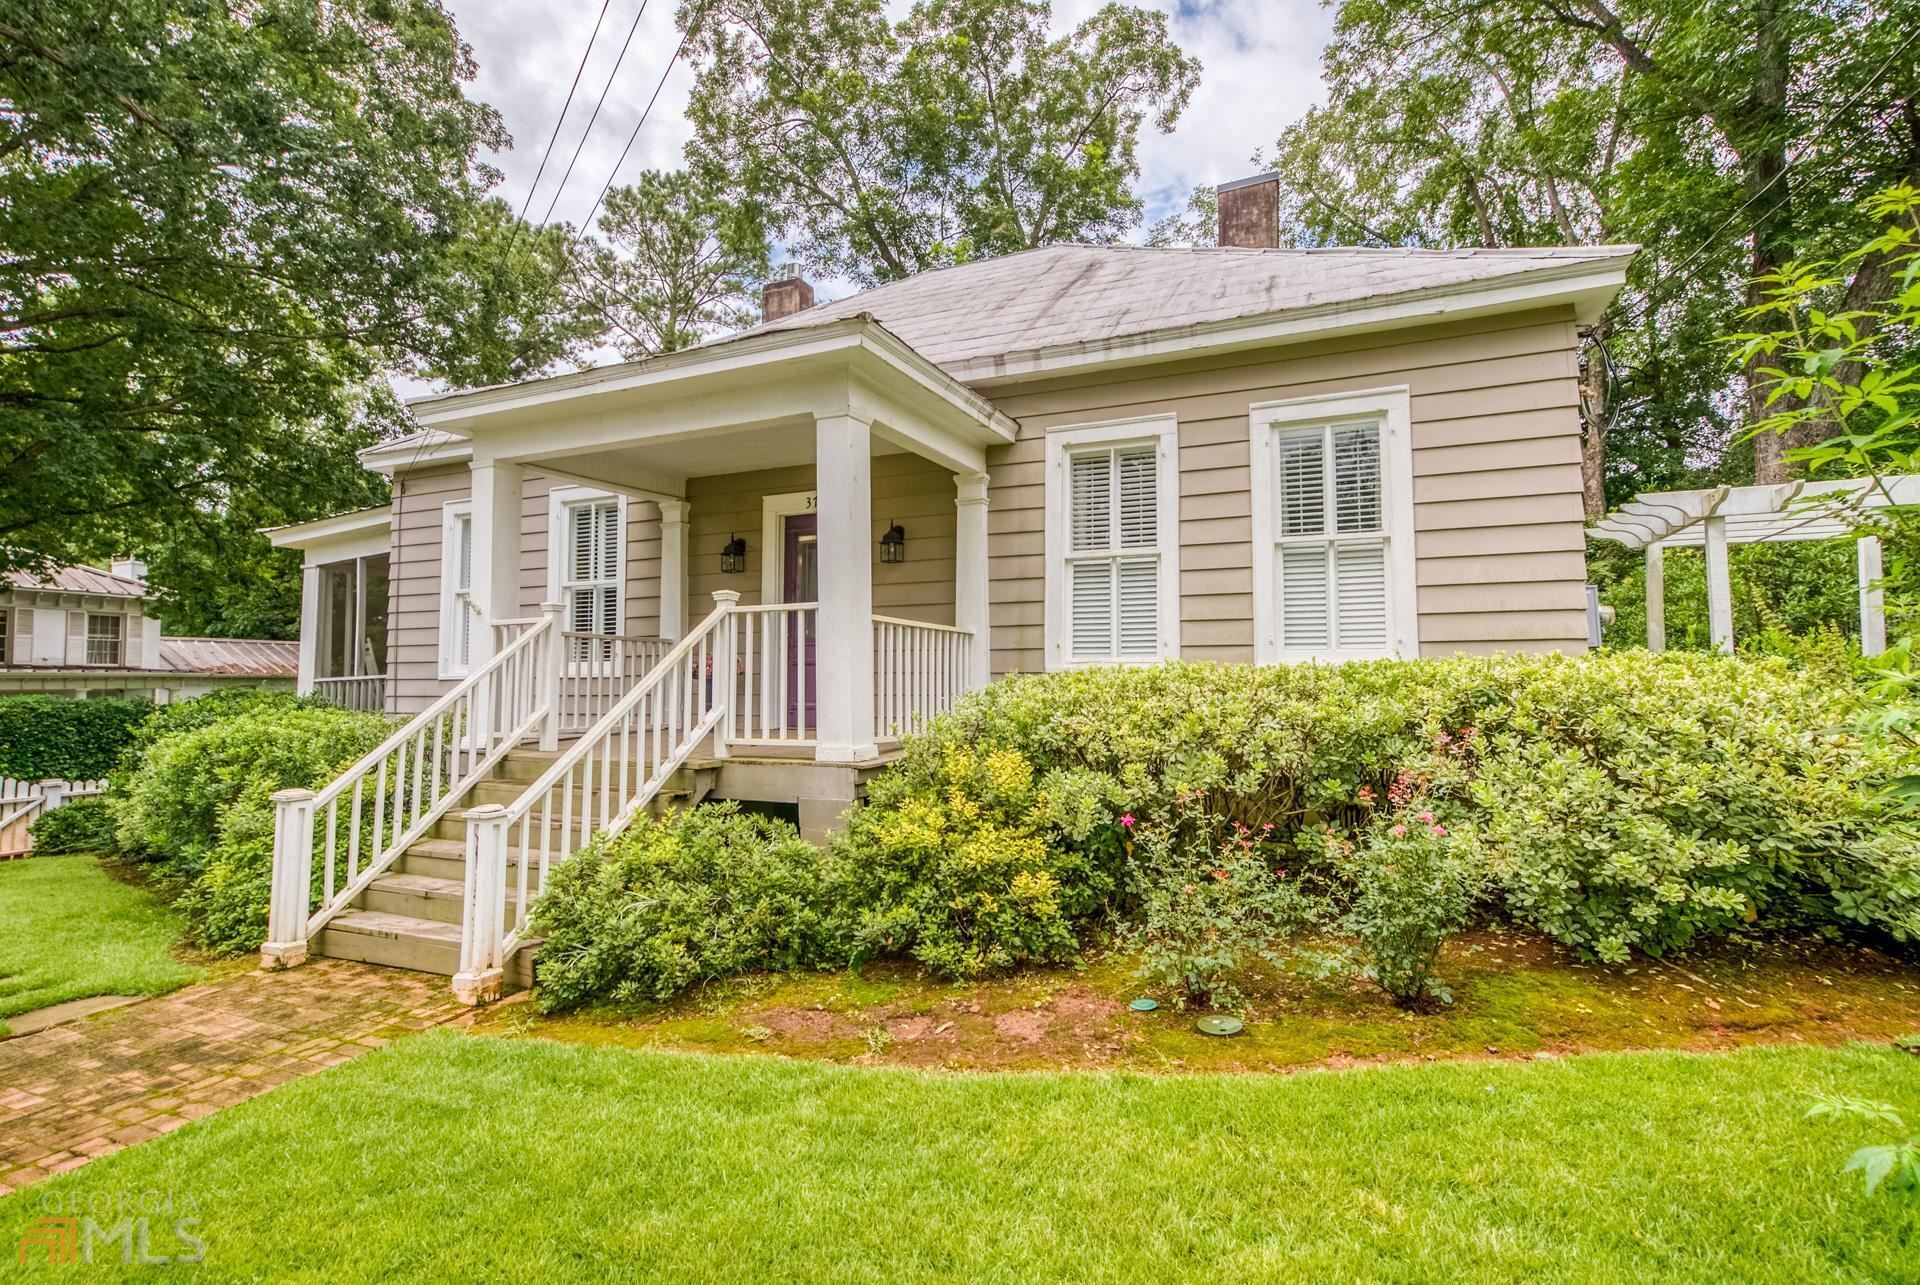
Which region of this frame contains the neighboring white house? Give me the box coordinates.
[261,173,1636,998]
[0,562,296,702]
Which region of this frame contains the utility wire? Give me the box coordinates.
[538,0,654,228]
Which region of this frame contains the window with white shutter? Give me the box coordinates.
[1045,417,1179,668]
[439,503,474,678]
[563,498,621,663]
[1252,389,1416,664]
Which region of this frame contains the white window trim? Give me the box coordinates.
[1250,386,1418,664]
[1043,413,1181,669]
[548,486,629,675]
[438,500,473,680]
[760,490,819,604]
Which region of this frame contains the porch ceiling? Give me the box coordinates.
[408,317,1018,494]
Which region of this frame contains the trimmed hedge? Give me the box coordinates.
[27,797,119,854]
[0,695,148,780]
[111,700,391,953]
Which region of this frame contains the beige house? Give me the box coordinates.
[0,562,296,702]
[265,175,1632,999]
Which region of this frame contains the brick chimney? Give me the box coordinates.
[1216,172,1280,249]
[761,269,815,322]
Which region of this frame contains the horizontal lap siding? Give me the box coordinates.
[978,307,1589,673]
[387,465,662,716]
[683,453,957,625]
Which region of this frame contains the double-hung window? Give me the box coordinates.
[85,613,123,666]
[1045,416,1179,668]
[1252,388,1416,663]
[554,491,624,668]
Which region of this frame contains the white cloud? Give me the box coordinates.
[445,0,1331,237]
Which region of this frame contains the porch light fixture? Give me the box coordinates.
[721,534,748,574]
[879,521,907,564]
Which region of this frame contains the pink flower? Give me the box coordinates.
[1390,823,1408,837]
[1430,824,1448,837]
[1356,785,1376,804]
[1120,813,1135,830]
[1416,810,1434,825]
[1212,868,1230,882]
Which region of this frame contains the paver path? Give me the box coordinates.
[0,960,462,1194]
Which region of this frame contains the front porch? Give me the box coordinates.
[437,316,1010,766]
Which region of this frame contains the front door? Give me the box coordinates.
[782,514,818,727]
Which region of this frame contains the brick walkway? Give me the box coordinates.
[0,960,463,1194]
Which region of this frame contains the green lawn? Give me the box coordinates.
[0,855,199,1034]
[5,1031,1919,1281]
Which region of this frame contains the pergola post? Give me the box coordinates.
[1858,535,1887,657]
[1703,514,1733,654]
[1644,543,1665,652]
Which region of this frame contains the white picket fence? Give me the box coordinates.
[0,777,107,857]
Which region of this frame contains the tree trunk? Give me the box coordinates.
[1579,317,1612,520]
[1744,0,1797,484]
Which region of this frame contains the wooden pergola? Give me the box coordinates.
[1590,476,1920,655]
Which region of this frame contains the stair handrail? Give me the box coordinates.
[453,592,738,1002]
[262,605,561,970]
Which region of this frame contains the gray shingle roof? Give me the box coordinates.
[744,243,1637,372]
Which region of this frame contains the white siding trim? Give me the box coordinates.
[1043,414,1181,670]
[760,489,819,604]
[1250,386,1418,664]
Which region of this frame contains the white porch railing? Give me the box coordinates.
[311,674,386,714]
[557,632,674,735]
[261,607,561,969]
[454,594,735,1001]
[0,777,107,857]
[872,615,972,742]
[718,602,819,750]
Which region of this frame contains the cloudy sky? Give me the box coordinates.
[445,0,1336,279]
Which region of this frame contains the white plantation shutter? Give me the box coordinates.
[1065,443,1165,662]
[1272,421,1393,658]
[564,499,621,644]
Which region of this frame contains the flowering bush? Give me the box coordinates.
[892,652,1919,961]
[1323,807,1482,1008]
[828,744,1127,978]
[1128,804,1320,1010]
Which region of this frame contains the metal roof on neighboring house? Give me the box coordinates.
[154,637,298,677]
[4,565,147,598]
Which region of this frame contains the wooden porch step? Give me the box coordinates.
[360,871,532,926]
[313,908,534,987]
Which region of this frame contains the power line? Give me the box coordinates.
[516,0,615,226]
[1615,22,1920,335]
[538,0,654,228]
[578,19,695,236]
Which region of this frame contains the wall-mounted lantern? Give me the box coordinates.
[721,534,748,574]
[879,521,907,564]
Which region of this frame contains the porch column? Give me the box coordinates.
[296,562,321,695]
[1859,535,1888,657]
[1643,543,1665,652]
[1703,514,1733,654]
[955,471,991,690]
[469,456,525,665]
[815,413,877,763]
[658,499,689,641]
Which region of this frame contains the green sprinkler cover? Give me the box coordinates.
[1195,1015,1244,1037]
[1129,998,1159,1012]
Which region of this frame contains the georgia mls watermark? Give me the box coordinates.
[17,1189,206,1266]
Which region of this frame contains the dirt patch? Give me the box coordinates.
[476,933,1920,1076]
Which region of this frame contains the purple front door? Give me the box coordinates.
[782,513,818,727]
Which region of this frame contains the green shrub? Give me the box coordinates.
[111,702,389,952]
[27,797,119,854]
[1127,807,1319,1011]
[896,653,1917,961]
[0,695,148,779]
[118,688,317,779]
[828,744,1127,979]
[532,804,839,1011]
[1323,807,1483,1009]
